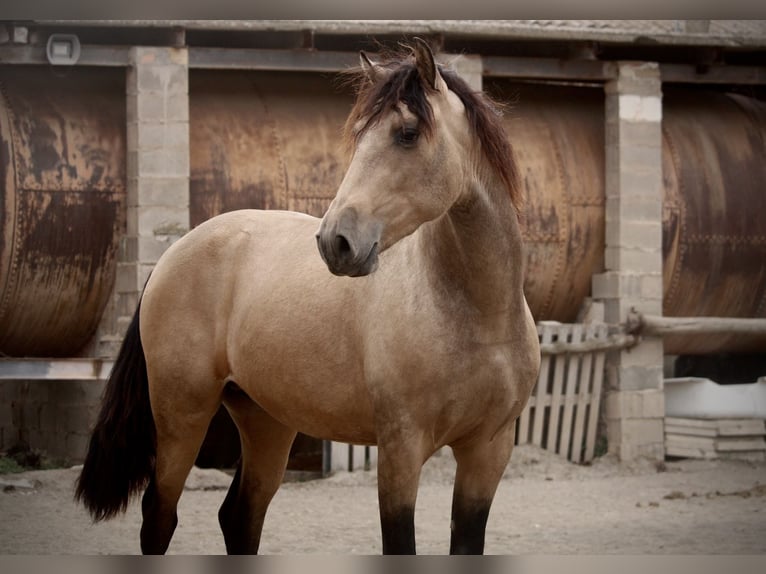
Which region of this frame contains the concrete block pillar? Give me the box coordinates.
[101,47,190,354]
[592,62,665,461]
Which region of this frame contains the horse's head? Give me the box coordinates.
[316,39,477,277]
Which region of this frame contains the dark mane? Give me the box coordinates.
[343,49,522,214]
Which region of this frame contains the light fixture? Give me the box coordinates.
[46,34,81,66]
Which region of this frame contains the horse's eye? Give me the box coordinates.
[397,128,419,147]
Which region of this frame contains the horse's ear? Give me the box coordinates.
[359,51,380,84]
[412,37,437,90]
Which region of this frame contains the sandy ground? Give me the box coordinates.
[0,445,764,555]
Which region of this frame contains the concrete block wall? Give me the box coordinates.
[593,61,665,461]
[108,46,190,351]
[0,380,106,463]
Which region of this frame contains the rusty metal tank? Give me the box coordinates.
[2,68,764,357]
[489,81,766,354]
[190,71,350,226]
[661,88,766,354]
[0,68,125,357]
[191,72,766,354]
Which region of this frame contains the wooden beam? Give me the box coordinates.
[539,333,637,354]
[0,44,129,66]
[189,47,358,72]
[661,63,766,85]
[628,311,766,336]
[483,55,614,82]
[0,359,113,380]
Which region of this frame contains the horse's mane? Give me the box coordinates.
[342,46,522,214]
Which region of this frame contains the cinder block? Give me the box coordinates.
[116,292,139,316]
[606,389,665,419]
[618,94,662,123]
[607,417,665,456]
[605,220,662,251]
[166,65,189,95]
[0,401,13,428]
[129,176,190,208]
[617,144,663,170]
[133,148,188,178]
[163,121,189,150]
[614,169,663,199]
[66,433,91,462]
[131,46,188,67]
[619,337,664,368]
[136,205,190,237]
[605,245,663,274]
[127,93,165,124]
[593,272,662,304]
[605,195,663,223]
[612,365,664,392]
[165,98,189,122]
[63,405,94,434]
[606,119,662,150]
[115,262,139,294]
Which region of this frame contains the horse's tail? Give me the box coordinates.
[75,299,156,521]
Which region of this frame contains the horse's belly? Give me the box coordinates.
[230,322,378,445]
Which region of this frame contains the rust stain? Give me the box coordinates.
[0,68,126,357]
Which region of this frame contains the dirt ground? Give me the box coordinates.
[0,445,764,555]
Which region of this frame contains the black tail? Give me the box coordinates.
[75,300,156,521]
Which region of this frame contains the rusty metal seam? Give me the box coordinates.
[541,120,569,320]
[685,234,766,245]
[662,124,685,315]
[252,81,288,210]
[0,79,21,326]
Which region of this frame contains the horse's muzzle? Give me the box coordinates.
[315,210,381,277]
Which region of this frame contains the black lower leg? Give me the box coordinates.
[449,498,491,555]
[218,461,262,554]
[380,506,416,554]
[140,480,179,555]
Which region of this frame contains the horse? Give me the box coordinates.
[75,38,541,555]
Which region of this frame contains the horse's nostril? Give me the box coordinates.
[335,234,352,257]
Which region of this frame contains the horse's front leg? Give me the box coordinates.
[375,429,427,554]
[449,425,515,555]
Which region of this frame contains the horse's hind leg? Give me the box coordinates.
[218,384,297,554]
[449,426,515,555]
[140,370,223,554]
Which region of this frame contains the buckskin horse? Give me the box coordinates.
[76,38,540,555]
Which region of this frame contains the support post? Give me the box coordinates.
[101,47,190,353]
[592,61,665,462]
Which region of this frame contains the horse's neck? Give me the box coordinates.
[419,172,526,320]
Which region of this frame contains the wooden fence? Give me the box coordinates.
[515,321,610,463]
